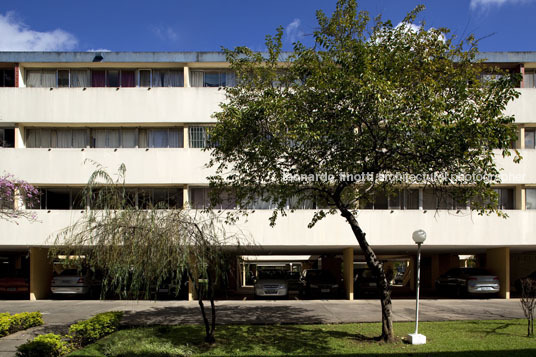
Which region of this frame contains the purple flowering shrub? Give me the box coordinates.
[0,174,39,221]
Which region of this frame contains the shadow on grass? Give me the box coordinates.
[465,319,523,337]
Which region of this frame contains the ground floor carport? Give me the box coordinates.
[1,245,535,301]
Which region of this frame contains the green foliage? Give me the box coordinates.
[68,311,123,347]
[16,333,70,357]
[0,312,43,337]
[0,313,10,337]
[72,319,535,356]
[209,0,521,226]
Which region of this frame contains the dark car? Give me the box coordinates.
[301,269,342,298]
[435,268,500,297]
[286,271,302,295]
[0,275,29,296]
[354,268,379,297]
[514,270,536,293]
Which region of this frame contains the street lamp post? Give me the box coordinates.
[408,229,427,345]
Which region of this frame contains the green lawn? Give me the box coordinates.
[70,319,536,356]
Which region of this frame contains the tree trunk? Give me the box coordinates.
[189,270,216,344]
[339,207,395,343]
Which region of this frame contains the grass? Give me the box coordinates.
[69,319,536,356]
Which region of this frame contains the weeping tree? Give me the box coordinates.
[207,0,520,342]
[52,163,240,344]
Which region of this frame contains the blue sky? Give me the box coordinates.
[0,0,534,52]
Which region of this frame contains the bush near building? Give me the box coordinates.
[15,311,123,357]
[0,312,43,337]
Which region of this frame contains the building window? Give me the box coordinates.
[26,127,184,149]
[526,189,536,210]
[26,128,88,148]
[189,187,236,209]
[151,70,184,87]
[0,128,15,148]
[26,69,90,88]
[525,128,535,149]
[190,70,236,87]
[139,128,184,148]
[524,70,536,88]
[0,68,15,87]
[137,188,183,209]
[189,126,212,148]
[35,188,85,210]
[361,189,419,210]
[494,188,515,209]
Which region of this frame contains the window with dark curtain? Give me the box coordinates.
[107,70,120,87]
[57,70,70,87]
[91,70,106,87]
[139,70,151,87]
[0,69,15,87]
[120,70,135,87]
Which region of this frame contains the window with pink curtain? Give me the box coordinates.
[91,70,106,87]
[120,70,135,87]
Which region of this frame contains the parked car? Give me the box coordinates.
[254,269,288,298]
[435,268,500,297]
[50,269,100,296]
[354,268,379,297]
[286,271,302,295]
[301,269,342,298]
[0,275,29,296]
[514,270,536,293]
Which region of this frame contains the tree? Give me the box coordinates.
[207,0,520,342]
[53,164,240,344]
[0,173,38,223]
[520,278,536,337]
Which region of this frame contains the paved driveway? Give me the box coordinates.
[0,298,525,356]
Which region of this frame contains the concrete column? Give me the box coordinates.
[14,125,24,148]
[515,185,525,210]
[486,247,510,299]
[520,64,525,88]
[29,248,52,300]
[14,64,19,87]
[343,248,354,300]
[188,278,194,301]
[183,185,189,208]
[183,66,190,88]
[183,126,189,148]
[409,257,416,291]
[519,127,525,149]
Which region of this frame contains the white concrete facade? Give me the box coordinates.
[0,52,535,265]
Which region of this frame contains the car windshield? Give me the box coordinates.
[306,270,335,281]
[57,269,81,276]
[449,268,491,276]
[258,269,286,280]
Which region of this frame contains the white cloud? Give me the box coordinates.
[0,11,77,51]
[395,22,446,43]
[285,18,304,44]
[87,49,111,52]
[152,25,178,42]
[470,0,533,10]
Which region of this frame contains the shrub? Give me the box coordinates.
[0,312,43,337]
[68,311,123,347]
[9,312,44,333]
[0,313,10,337]
[16,333,70,357]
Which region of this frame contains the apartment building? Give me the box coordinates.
[0,51,535,300]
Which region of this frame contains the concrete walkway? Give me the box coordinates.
[0,298,525,356]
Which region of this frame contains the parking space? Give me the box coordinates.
[2,249,534,302]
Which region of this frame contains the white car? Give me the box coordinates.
[254,269,288,298]
[50,269,97,296]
